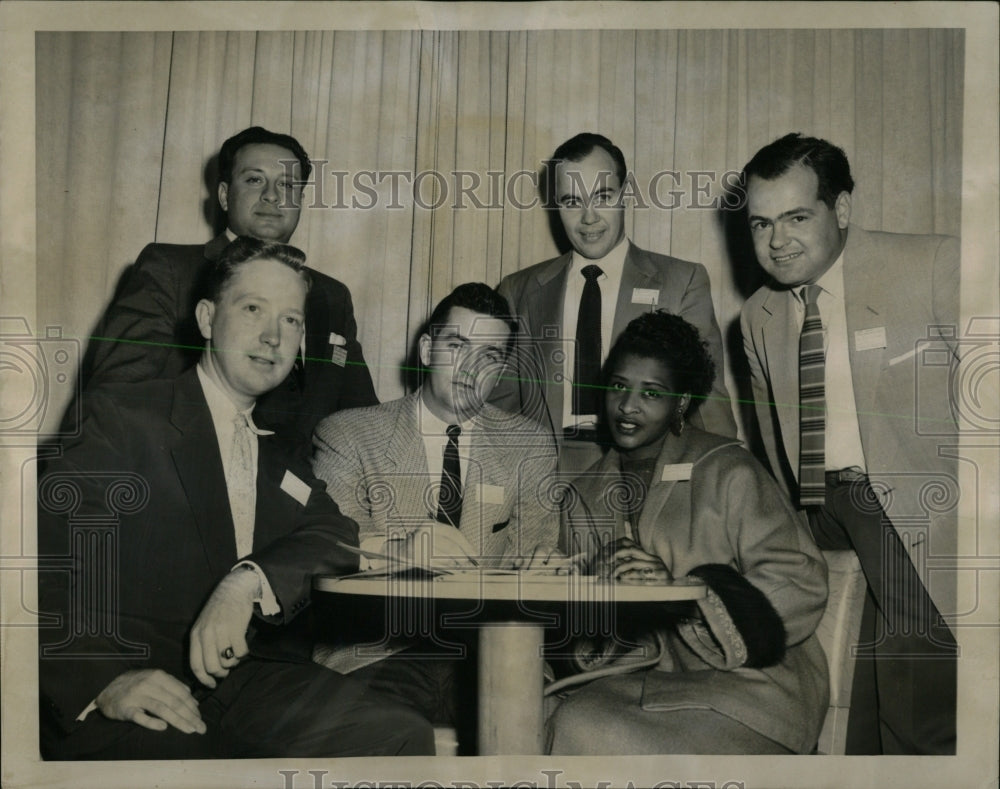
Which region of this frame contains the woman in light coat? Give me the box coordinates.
[548,311,829,754]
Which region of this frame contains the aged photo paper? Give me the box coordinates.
[2,2,997,788]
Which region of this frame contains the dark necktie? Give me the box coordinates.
[436,424,463,527]
[573,264,604,415]
[798,284,826,507]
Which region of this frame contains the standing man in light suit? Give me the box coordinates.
[496,133,736,472]
[739,133,958,754]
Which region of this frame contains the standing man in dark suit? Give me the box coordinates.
[739,133,958,754]
[84,126,377,451]
[39,237,434,759]
[497,133,736,472]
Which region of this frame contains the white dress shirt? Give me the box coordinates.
[791,254,868,473]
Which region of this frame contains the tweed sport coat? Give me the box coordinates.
[312,392,560,566]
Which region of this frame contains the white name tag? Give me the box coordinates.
[854,326,887,352]
[280,470,312,506]
[632,287,660,306]
[477,483,505,504]
[660,463,693,482]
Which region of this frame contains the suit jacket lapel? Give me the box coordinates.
[302,276,332,386]
[204,232,230,262]
[758,287,801,476]
[169,370,237,581]
[841,227,885,427]
[612,243,659,339]
[522,252,572,431]
[386,395,435,523]
[253,437,302,551]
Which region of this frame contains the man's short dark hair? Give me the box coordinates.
[426,283,517,336]
[741,133,854,209]
[217,126,312,185]
[547,132,628,202]
[204,236,311,303]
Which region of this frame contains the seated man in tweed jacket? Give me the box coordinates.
[310,283,561,739]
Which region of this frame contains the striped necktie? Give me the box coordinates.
[798,284,826,507]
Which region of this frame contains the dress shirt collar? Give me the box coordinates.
[569,235,630,277]
[804,250,845,303]
[196,362,273,436]
[416,388,475,434]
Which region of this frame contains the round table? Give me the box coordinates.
[314,571,706,755]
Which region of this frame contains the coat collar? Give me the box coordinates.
[205,232,231,262]
[571,427,739,548]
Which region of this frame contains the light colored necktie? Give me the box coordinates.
[228,412,257,558]
[798,284,826,507]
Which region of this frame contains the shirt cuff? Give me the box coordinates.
[76,699,98,722]
[232,561,280,617]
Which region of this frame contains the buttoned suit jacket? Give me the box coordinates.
[740,225,960,613]
[562,427,829,753]
[83,232,378,450]
[38,368,359,740]
[312,392,560,565]
[496,243,737,438]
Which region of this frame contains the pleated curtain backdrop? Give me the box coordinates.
[35,29,963,434]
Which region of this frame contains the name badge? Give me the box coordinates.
[477,483,505,504]
[331,346,347,367]
[854,326,887,352]
[660,463,693,482]
[280,470,312,506]
[632,288,659,306]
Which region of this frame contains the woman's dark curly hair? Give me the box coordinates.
[603,310,716,419]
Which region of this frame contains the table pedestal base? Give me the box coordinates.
[477,621,545,755]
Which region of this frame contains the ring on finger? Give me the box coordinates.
[221,646,235,660]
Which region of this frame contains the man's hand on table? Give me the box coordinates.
[510,545,580,574]
[390,521,479,569]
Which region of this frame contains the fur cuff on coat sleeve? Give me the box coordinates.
[678,564,787,670]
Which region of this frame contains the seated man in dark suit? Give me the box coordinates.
[83,126,377,451]
[38,237,434,759]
